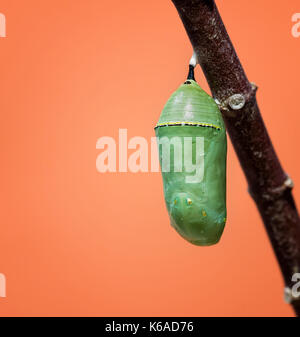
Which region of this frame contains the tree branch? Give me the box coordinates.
[172,0,300,315]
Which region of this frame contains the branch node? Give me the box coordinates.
[271,175,294,195]
[284,176,294,189]
[227,94,246,110]
[251,82,258,92]
[215,93,249,113]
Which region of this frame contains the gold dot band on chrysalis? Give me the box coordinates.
[154,121,221,130]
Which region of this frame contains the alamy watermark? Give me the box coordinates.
[96,129,204,183]
[284,273,300,303]
[0,273,6,298]
[291,273,300,298]
[292,13,300,38]
[0,13,6,38]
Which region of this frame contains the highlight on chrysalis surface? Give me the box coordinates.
[155,58,227,246]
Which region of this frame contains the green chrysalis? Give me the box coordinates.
[155,67,227,246]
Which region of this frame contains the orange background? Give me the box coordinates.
[0,0,299,317]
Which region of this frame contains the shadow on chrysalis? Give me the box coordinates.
[155,59,227,246]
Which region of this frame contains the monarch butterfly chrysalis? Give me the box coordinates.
[155,64,227,246]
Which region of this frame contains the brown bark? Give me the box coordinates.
[171,0,300,315]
